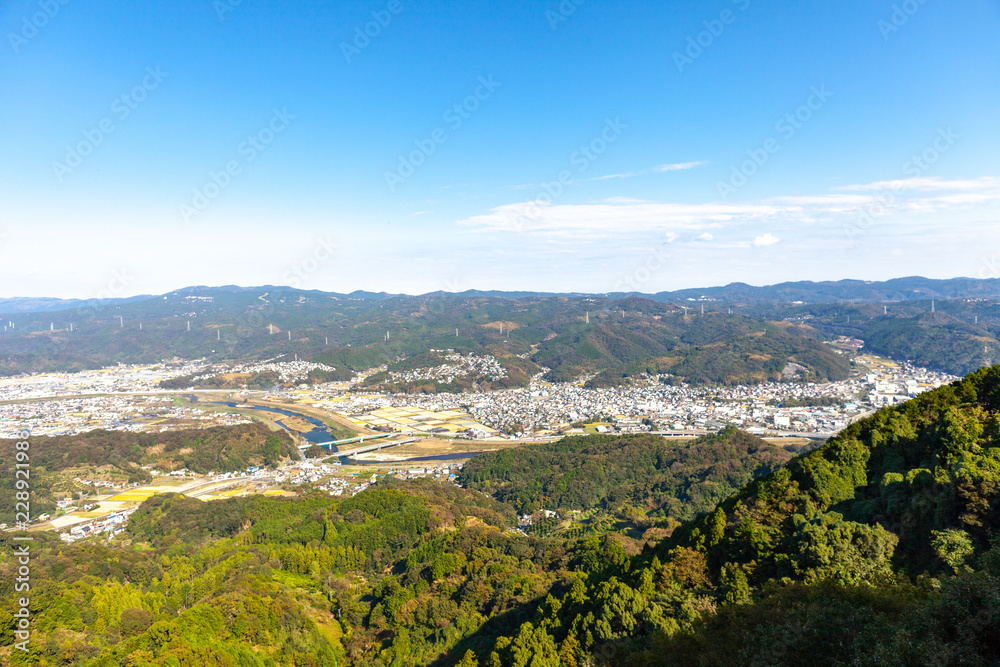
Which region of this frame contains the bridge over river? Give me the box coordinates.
[298,432,417,457]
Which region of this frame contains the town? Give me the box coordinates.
[0,353,957,442]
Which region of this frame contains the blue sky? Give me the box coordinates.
[1,0,998,298]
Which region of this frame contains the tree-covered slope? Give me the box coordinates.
[454,365,1000,665]
[459,429,800,522]
[0,424,296,524]
[6,367,1000,665]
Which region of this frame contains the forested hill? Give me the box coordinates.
[2,278,999,380]
[670,362,1000,580]
[0,424,296,524]
[459,428,802,521]
[5,368,1000,665]
[432,365,1000,665]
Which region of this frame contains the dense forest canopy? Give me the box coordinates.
[3,366,1000,664]
[3,283,996,383]
[0,424,295,524]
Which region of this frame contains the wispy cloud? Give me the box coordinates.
[456,174,1000,239]
[753,233,780,247]
[457,198,785,236]
[835,176,1000,193]
[586,161,709,182]
[771,177,1000,216]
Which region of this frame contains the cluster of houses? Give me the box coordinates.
[60,506,139,544]
[294,357,956,438]
[181,359,338,385]
[0,394,252,438]
[386,353,507,385]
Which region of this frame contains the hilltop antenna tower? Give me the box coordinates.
[217,329,221,340]
[187,321,191,331]
[325,336,329,345]
[932,300,936,313]
[585,311,590,324]
[701,304,705,315]
[288,331,291,341]
[120,316,124,327]
[884,306,888,315]
[269,324,274,335]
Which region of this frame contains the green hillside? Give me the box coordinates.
[0,424,296,524]
[0,289,854,387]
[459,429,803,522]
[4,368,1000,665]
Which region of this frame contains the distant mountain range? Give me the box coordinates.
[1,277,998,381]
[5,276,1000,314]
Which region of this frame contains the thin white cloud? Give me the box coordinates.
[587,161,708,182]
[835,176,1000,193]
[696,233,714,241]
[653,161,709,172]
[753,233,780,247]
[457,199,785,236]
[455,174,1000,245]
